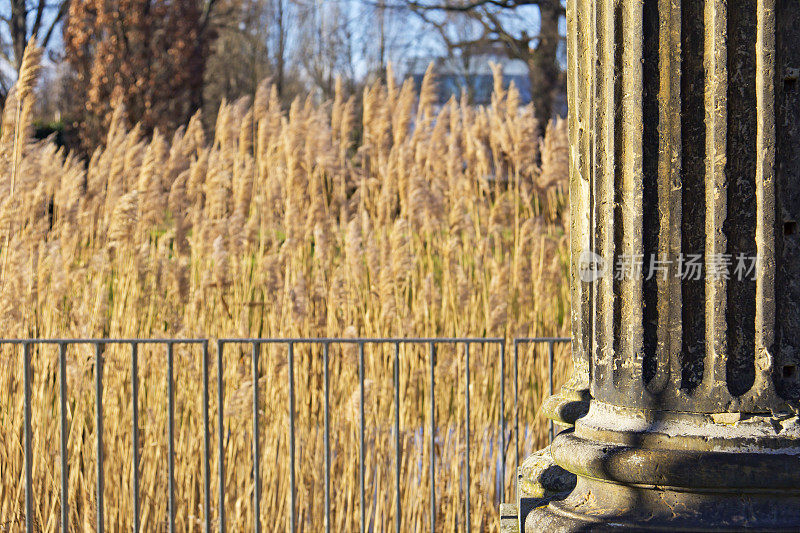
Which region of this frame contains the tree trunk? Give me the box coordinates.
[10,0,27,71]
[529,0,560,128]
[276,0,286,98]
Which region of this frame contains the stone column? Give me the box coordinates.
[520,0,800,530]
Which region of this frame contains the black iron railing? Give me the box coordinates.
[4,336,569,533]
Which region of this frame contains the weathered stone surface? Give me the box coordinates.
[499,503,519,533]
[518,447,575,500]
[540,374,590,427]
[515,0,800,530]
[515,446,576,529]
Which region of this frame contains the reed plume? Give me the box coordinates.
[0,68,571,531]
[1,40,42,281]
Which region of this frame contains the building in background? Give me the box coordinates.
[405,45,567,116]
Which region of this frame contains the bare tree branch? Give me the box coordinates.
[370,0,566,125]
[366,0,564,16]
[31,0,48,38]
[40,0,70,48]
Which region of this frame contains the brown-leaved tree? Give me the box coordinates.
[63,0,218,148]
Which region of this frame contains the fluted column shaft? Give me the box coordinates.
[524,1,800,530]
[569,0,799,414]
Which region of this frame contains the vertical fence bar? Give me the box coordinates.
[394,342,401,533]
[217,341,226,533]
[202,341,211,533]
[323,342,331,533]
[23,342,32,533]
[288,342,296,533]
[131,343,140,533]
[167,343,175,533]
[251,342,261,533]
[548,341,555,444]
[513,341,520,489]
[59,343,69,532]
[499,340,506,502]
[95,343,104,533]
[359,342,366,533]
[464,343,471,533]
[6,336,568,533]
[429,342,435,533]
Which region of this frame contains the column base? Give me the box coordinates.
[526,476,800,532]
[524,401,800,531]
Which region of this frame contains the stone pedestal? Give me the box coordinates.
[514,0,800,530]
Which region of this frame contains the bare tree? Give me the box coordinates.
[203,0,308,122]
[204,0,271,118]
[294,0,360,100]
[0,0,70,104]
[386,0,564,125]
[273,0,288,96]
[208,0,421,109]
[364,0,419,83]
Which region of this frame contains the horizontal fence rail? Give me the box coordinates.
[3,336,569,532]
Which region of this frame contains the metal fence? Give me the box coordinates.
[6,336,569,533]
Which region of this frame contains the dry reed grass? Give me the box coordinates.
[0,42,572,531]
